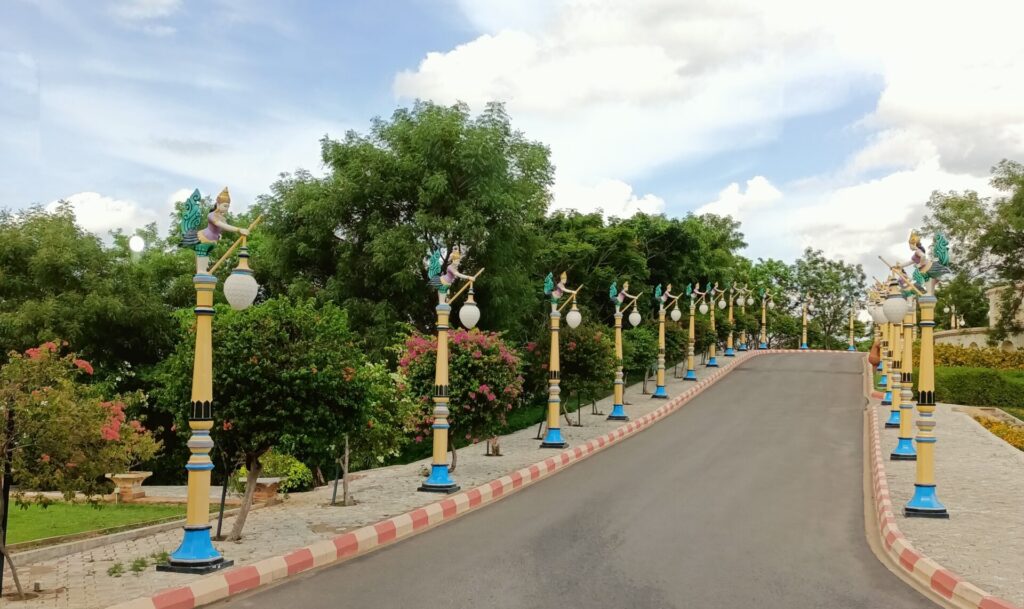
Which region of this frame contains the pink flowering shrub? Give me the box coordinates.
[399,329,523,450]
[0,342,161,497]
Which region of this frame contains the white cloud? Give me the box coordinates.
[47,192,161,237]
[696,176,781,220]
[396,0,1024,269]
[551,179,665,219]
[108,0,181,21]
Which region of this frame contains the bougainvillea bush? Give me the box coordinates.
[399,329,523,464]
[0,342,159,497]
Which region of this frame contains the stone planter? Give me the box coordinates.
[106,471,153,502]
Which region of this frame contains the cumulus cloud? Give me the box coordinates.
[696,176,781,220]
[47,192,161,237]
[108,0,181,21]
[551,179,665,219]
[396,0,1024,267]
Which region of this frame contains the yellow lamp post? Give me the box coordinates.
[800,293,814,350]
[609,280,641,418]
[650,283,681,398]
[701,282,725,366]
[683,283,698,381]
[161,188,260,574]
[906,292,948,517]
[725,283,737,356]
[419,249,483,493]
[736,284,753,351]
[847,301,857,351]
[758,287,774,349]
[541,272,583,448]
[883,275,916,460]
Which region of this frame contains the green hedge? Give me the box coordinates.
[913,367,1024,409]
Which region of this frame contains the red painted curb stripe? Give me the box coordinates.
[333,532,358,558]
[283,548,314,575]
[374,520,398,544]
[152,587,194,609]
[224,566,261,595]
[931,569,960,599]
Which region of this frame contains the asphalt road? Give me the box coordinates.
[215,354,935,609]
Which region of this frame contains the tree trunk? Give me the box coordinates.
[227,457,263,542]
[448,445,458,473]
[0,540,23,599]
[341,434,352,506]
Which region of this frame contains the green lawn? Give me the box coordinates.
[1000,405,1024,422]
[7,502,187,545]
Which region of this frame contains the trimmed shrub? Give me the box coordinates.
[623,325,658,378]
[913,366,1024,409]
[925,343,1024,370]
[233,450,314,493]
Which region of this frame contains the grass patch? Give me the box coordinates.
[7,502,187,545]
[999,406,1024,422]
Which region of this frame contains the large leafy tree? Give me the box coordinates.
[923,159,1024,340]
[255,101,554,357]
[150,297,415,540]
[793,247,866,349]
[0,205,192,376]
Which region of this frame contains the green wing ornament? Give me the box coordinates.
[609,281,618,303]
[178,189,203,251]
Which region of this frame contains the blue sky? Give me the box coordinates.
[2,0,1021,271]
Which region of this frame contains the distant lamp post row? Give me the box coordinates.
[848,301,857,351]
[609,280,642,419]
[725,283,736,357]
[943,304,960,329]
[880,229,951,518]
[684,283,698,381]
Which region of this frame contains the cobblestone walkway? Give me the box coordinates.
[5,354,748,609]
[876,402,1024,606]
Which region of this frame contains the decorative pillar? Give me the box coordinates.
[891,303,917,460]
[738,291,748,351]
[162,272,231,573]
[419,302,460,492]
[653,300,669,396]
[609,305,628,419]
[905,295,948,517]
[541,306,567,448]
[847,303,856,351]
[758,291,769,349]
[800,296,809,349]
[684,294,697,380]
[725,286,736,356]
[706,297,719,367]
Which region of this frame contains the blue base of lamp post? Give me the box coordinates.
[847,345,856,351]
[879,374,888,387]
[876,361,883,372]
[683,369,697,381]
[800,343,808,350]
[738,344,748,352]
[884,409,900,428]
[882,391,892,406]
[904,484,949,518]
[607,403,629,420]
[651,385,668,399]
[540,426,568,449]
[418,464,460,494]
[725,348,735,356]
[706,357,718,367]
[758,342,768,349]
[158,525,233,574]
[890,437,917,460]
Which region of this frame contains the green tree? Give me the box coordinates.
[0,206,192,375]
[151,298,414,541]
[935,272,988,330]
[923,159,1024,340]
[793,248,866,349]
[255,101,554,358]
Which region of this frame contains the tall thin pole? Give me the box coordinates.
[906,295,948,517]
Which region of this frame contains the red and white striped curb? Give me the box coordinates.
[867,383,1018,609]
[107,349,855,609]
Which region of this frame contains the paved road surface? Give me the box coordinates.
[215,354,935,609]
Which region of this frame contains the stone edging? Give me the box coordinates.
[866,372,1019,609]
[106,349,855,609]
